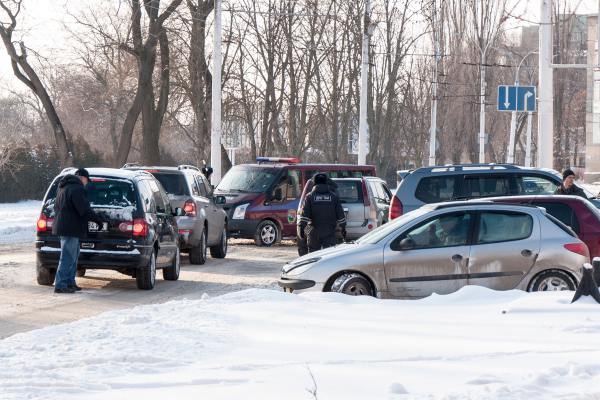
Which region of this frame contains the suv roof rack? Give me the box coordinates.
[431,200,539,210]
[60,167,77,174]
[416,163,521,173]
[122,162,141,169]
[178,164,200,171]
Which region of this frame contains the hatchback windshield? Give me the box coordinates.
[356,207,429,244]
[217,166,280,193]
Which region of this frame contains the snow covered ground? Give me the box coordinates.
[0,201,42,244]
[1,287,600,400]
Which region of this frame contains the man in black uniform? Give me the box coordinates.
[298,173,346,253]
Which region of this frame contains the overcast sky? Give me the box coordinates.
[0,0,599,95]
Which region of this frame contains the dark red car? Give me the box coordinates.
[215,158,376,246]
[487,195,600,258]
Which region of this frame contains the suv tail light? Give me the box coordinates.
[361,180,370,206]
[132,218,149,237]
[389,195,403,220]
[183,200,196,217]
[564,242,590,258]
[36,213,54,232]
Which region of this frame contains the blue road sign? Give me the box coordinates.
[497,85,536,112]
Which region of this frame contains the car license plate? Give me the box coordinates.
[81,242,95,249]
[88,221,108,232]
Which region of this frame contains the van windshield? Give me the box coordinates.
[217,166,280,193]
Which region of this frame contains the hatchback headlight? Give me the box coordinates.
[284,257,321,276]
[232,203,249,219]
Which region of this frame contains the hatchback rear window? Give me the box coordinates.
[415,176,457,203]
[336,181,364,204]
[151,173,190,196]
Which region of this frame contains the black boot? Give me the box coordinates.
[572,264,600,304]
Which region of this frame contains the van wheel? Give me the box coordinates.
[36,264,56,286]
[136,250,156,290]
[76,268,86,278]
[330,273,374,296]
[189,229,207,265]
[528,269,576,292]
[255,220,279,246]
[163,247,180,281]
[210,226,228,258]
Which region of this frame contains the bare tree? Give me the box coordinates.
[0,0,72,167]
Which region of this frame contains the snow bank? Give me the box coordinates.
[1,287,600,400]
[0,200,42,244]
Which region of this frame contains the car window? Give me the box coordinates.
[286,170,301,199]
[415,176,458,203]
[394,212,471,250]
[336,181,363,204]
[516,175,559,195]
[147,179,167,213]
[86,178,137,208]
[477,211,533,244]
[138,180,156,213]
[465,175,511,198]
[190,176,202,196]
[532,202,580,233]
[199,175,213,196]
[193,175,208,197]
[545,213,578,237]
[151,173,190,196]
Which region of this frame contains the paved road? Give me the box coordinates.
[0,240,297,339]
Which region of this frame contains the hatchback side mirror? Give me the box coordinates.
[214,195,226,205]
[174,207,185,217]
[399,237,415,250]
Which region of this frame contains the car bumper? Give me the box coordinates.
[278,277,323,293]
[345,219,378,240]
[36,241,152,269]
[227,219,259,239]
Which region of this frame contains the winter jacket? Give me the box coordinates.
[52,175,101,238]
[298,183,346,234]
[554,184,587,198]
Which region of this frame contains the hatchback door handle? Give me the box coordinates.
[451,254,463,262]
[521,249,532,257]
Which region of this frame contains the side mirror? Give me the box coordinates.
[214,195,226,205]
[174,207,185,217]
[399,237,415,250]
[273,187,284,202]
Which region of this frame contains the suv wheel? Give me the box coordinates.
[254,220,279,246]
[163,247,180,281]
[210,226,228,258]
[331,273,374,296]
[136,250,156,290]
[528,269,575,292]
[36,263,56,286]
[189,229,207,265]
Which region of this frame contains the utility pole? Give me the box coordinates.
[211,0,222,185]
[479,56,487,163]
[428,0,439,167]
[538,0,553,169]
[358,0,370,165]
[524,111,533,167]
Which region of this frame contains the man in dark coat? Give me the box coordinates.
[297,174,340,256]
[555,169,587,198]
[52,168,101,293]
[298,173,346,253]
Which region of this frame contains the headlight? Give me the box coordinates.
[232,203,249,219]
[283,257,321,276]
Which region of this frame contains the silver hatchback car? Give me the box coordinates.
[279,202,588,298]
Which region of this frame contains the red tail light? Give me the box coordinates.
[37,213,54,232]
[564,242,590,258]
[132,218,149,237]
[183,200,196,217]
[361,180,370,206]
[389,196,403,220]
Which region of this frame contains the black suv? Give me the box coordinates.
[36,168,181,290]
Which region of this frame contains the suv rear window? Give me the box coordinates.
[336,181,364,204]
[152,173,190,196]
[415,176,457,203]
[87,178,137,208]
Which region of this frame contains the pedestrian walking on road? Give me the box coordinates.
[52,168,101,293]
[555,169,587,198]
[298,173,346,253]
